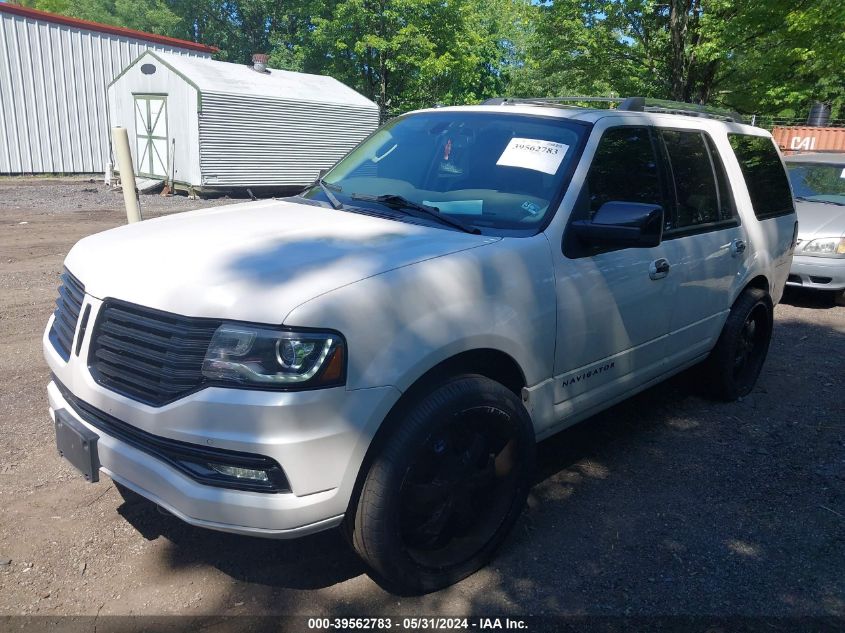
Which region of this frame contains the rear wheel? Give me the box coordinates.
[834,289,845,307]
[704,287,773,401]
[349,375,534,594]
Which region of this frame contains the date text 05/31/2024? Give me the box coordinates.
[307,617,529,630]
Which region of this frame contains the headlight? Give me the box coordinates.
[801,236,845,258]
[202,325,345,388]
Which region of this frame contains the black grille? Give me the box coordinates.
[89,300,221,406]
[49,269,86,360]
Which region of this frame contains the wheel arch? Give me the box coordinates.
[344,348,527,519]
[744,274,770,294]
[737,274,773,307]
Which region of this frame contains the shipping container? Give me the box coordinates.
[772,126,845,154]
[0,4,215,174]
[107,51,380,193]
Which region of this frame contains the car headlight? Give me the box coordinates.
[202,325,345,388]
[801,236,845,258]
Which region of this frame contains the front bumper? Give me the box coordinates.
[44,302,401,538]
[787,255,845,291]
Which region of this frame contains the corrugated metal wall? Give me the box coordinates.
[772,126,845,153]
[0,12,208,174]
[198,92,379,187]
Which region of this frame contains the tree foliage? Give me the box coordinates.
[17,0,845,119]
[298,0,523,118]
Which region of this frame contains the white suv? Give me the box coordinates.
[45,98,797,594]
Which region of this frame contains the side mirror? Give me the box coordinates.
[572,201,664,248]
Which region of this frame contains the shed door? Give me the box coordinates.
[134,95,168,178]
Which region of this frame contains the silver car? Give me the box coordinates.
[784,152,845,304]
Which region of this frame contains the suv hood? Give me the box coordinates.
[65,198,497,323]
[795,200,845,239]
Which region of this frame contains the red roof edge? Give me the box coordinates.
[0,3,219,54]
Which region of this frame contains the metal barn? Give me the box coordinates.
[0,4,215,174]
[107,51,380,192]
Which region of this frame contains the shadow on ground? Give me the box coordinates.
[117,499,366,590]
[781,286,842,310]
[114,316,844,617]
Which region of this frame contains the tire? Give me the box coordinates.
[704,287,773,401]
[834,289,845,307]
[349,374,535,594]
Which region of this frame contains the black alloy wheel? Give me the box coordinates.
[705,286,773,401]
[349,374,535,594]
[398,404,522,569]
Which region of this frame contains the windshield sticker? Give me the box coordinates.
[423,199,483,215]
[840,167,845,178]
[521,201,541,215]
[438,162,464,175]
[496,138,568,174]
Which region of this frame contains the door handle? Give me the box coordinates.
[730,239,747,257]
[649,258,671,280]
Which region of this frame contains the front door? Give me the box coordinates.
[548,124,681,430]
[134,95,168,178]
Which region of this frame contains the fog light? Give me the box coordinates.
[209,463,269,482]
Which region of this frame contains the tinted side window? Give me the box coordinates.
[585,127,663,218]
[728,134,794,219]
[706,134,737,221]
[661,130,734,230]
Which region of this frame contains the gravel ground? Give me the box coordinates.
[0,177,843,620]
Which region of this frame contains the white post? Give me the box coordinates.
[111,127,142,223]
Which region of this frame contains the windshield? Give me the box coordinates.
[300,111,587,233]
[787,162,845,204]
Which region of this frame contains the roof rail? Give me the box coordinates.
[624,97,743,122]
[483,95,745,123]
[483,96,625,108]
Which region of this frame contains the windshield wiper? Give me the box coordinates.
[350,193,481,234]
[317,178,343,210]
[795,196,845,206]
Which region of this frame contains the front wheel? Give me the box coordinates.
[349,375,535,594]
[704,287,773,401]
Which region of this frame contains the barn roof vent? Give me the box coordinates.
[252,53,269,74]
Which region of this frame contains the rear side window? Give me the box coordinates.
[661,130,735,230]
[728,135,794,219]
[584,126,663,218]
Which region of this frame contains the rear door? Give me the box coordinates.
[727,134,797,302]
[657,128,748,366]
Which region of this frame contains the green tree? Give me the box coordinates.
[514,0,845,118]
[300,0,522,118]
[24,0,182,36]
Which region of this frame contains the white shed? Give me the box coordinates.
[107,51,380,193]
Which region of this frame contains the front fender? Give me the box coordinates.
[284,234,557,392]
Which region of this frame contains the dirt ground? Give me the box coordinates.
[0,177,843,620]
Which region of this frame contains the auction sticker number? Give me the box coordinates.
[496,137,568,174]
